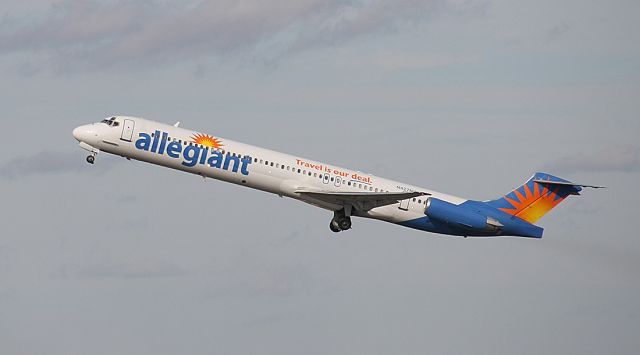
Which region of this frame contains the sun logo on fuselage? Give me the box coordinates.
[191,133,224,149]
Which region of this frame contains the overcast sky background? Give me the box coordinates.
[1,1,639,354]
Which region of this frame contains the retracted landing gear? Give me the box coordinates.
[329,209,352,233]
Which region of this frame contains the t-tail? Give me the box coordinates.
[487,172,589,224]
[422,173,602,239]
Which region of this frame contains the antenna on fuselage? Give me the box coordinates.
[174,121,180,127]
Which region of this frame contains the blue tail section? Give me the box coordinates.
[402,172,589,239]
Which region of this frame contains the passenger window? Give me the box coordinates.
[418,199,422,204]
[265,161,269,165]
[308,172,312,176]
[348,181,351,186]
[298,169,301,173]
[330,177,334,182]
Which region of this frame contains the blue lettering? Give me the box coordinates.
[223,154,240,173]
[157,132,168,155]
[166,141,182,158]
[135,133,151,151]
[182,145,201,167]
[207,151,223,168]
[199,147,209,165]
[150,130,161,153]
[240,156,252,176]
[134,131,250,177]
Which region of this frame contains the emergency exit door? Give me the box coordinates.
[121,119,135,142]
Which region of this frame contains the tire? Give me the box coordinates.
[86,155,95,164]
[330,221,341,233]
[338,218,351,231]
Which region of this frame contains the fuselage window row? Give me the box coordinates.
[224,153,386,192]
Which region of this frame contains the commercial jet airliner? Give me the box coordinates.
[73,116,602,237]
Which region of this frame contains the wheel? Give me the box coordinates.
[338,217,352,231]
[330,220,341,233]
[86,155,95,164]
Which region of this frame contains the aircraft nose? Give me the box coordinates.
[72,124,95,142]
[72,126,83,141]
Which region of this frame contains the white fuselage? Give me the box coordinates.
[73,116,467,230]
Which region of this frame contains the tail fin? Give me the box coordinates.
[486,172,584,224]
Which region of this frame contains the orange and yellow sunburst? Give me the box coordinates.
[499,182,565,224]
[191,133,224,149]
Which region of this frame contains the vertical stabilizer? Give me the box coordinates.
[486,172,582,224]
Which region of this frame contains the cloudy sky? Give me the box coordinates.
[1,0,639,354]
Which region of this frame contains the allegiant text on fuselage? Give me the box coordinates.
[135,131,251,175]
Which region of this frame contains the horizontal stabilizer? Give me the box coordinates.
[532,179,605,189]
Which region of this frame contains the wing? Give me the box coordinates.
[296,190,430,211]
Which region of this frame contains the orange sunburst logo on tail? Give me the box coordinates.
[499,182,565,224]
[191,133,224,149]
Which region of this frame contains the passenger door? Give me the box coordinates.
[121,119,135,142]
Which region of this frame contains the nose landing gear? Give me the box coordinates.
[329,209,352,233]
[78,142,100,165]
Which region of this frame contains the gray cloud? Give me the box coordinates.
[0,0,478,72]
[543,146,640,174]
[203,258,323,298]
[545,23,571,42]
[0,150,117,179]
[74,259,188,279]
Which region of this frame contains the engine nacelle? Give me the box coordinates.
[425,198,503,233]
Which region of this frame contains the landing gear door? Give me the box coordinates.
[398,199,410,211]
[121,119,135,142]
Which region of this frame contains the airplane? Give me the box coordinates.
[72,116,602,238]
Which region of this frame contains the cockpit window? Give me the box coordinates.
[100,117,119,127]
